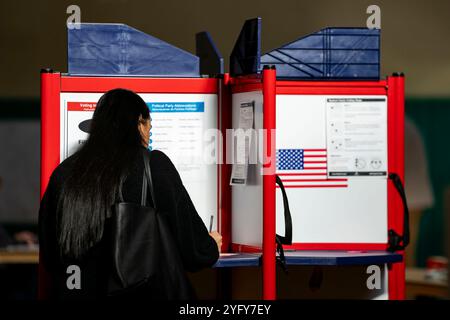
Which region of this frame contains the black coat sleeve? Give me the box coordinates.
[150,151,219,272]
[38,169,60,298]
[174,185,220,272]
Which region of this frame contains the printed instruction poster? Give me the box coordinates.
[230,101,255,185]
[63,100,206,182]
[147,102,204,182]
[63,102,95,158]
[326,97,388,177]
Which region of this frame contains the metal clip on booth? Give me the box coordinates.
[40,20,407,300]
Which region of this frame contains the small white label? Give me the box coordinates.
[230,101,255,185]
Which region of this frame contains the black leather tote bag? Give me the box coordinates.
[107,150,193,299]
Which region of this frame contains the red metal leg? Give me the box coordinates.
[262,66,277,300]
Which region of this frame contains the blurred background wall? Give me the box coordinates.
[1,0,450,97]
[0,0,449,268]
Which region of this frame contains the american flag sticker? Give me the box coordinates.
[276,149,348,188]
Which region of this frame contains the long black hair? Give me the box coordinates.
[57,88,150,259]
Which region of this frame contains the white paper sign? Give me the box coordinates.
[147,102,204,182]
[326,97,388,177]
[230,101,254,185]
[63,101,95,158]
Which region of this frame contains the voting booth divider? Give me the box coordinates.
[226,18,406,300]
[227,18,406,300]
[228,70,406,299]
[40,23,234,298]
[40,20,407,300]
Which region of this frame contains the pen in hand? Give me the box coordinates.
[208,215,222,253]
[209,214,214,232]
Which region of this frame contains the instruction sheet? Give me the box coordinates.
[326,97,387,177]
[230,101,254,185]
[147,102,204,181]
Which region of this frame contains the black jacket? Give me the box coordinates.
[38,149,219,299]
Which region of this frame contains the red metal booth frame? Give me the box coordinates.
[40,71,231,299]
[41,70,405,300]
[229,69,406,300]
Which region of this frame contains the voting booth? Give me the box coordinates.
[40,20,407,300]
[228,18,407,299]
[40,23,234,297]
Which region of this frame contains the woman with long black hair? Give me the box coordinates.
[38,88,221,299]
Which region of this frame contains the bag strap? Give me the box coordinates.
[275,175,293,272]
[141,162,148,206]
[118,178,125,203]
[276,175,292,245]
[387,172,410,252]
[115,149,156,207]
[142,149,157,209]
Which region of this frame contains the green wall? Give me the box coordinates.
[406,98,450,266]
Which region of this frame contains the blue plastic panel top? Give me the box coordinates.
[230,18,261,77]
[196,31,224,76]
[260,27,380,80]
[68,23,200,77]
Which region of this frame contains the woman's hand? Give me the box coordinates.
[209,231,222,253]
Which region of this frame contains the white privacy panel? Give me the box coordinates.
[275,95,388,244]
[231,91,264,246]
